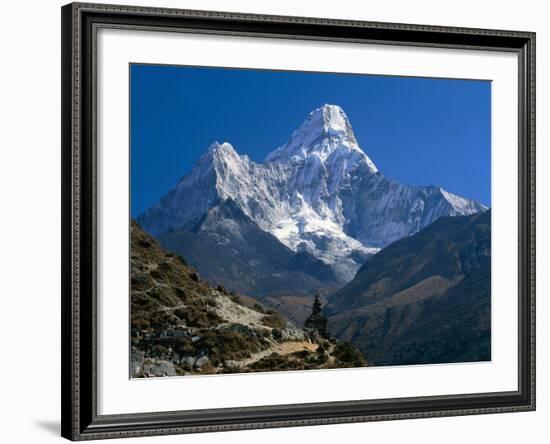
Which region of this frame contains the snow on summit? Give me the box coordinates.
[137,105,486,282]
[265,104,378,173]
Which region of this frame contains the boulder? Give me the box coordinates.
[224,360,240,368]
[142,360,177,377]
[130,348,146,378]
[180,356,196,368]
[279,328,307,341]
[195,356,211,368]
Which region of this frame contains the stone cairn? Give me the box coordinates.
[304,294,329,338]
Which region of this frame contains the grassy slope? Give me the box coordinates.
[131,220,366,377]
[329,211,491,366]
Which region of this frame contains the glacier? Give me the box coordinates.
[137,104,487,282]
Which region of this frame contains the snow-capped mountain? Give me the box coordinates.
[266,103,378,174]
[138,104,486,282]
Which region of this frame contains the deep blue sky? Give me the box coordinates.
[131,64,491,217]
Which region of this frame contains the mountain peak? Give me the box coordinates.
[195,141,245,172]
[264,105,377,173]
[311,104,355,139]
[205,141,238,158]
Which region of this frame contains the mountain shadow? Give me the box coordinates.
[157,199,339,299]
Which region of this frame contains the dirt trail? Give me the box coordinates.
[236,341,318,367]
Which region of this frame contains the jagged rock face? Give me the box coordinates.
[137,104,486,281]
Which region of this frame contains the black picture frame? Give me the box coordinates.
[61,2,536,440]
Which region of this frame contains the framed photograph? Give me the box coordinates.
[61,2,536,440]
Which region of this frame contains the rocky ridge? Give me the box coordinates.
[130,220,366,377]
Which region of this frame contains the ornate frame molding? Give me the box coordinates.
[61,2,535,440]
